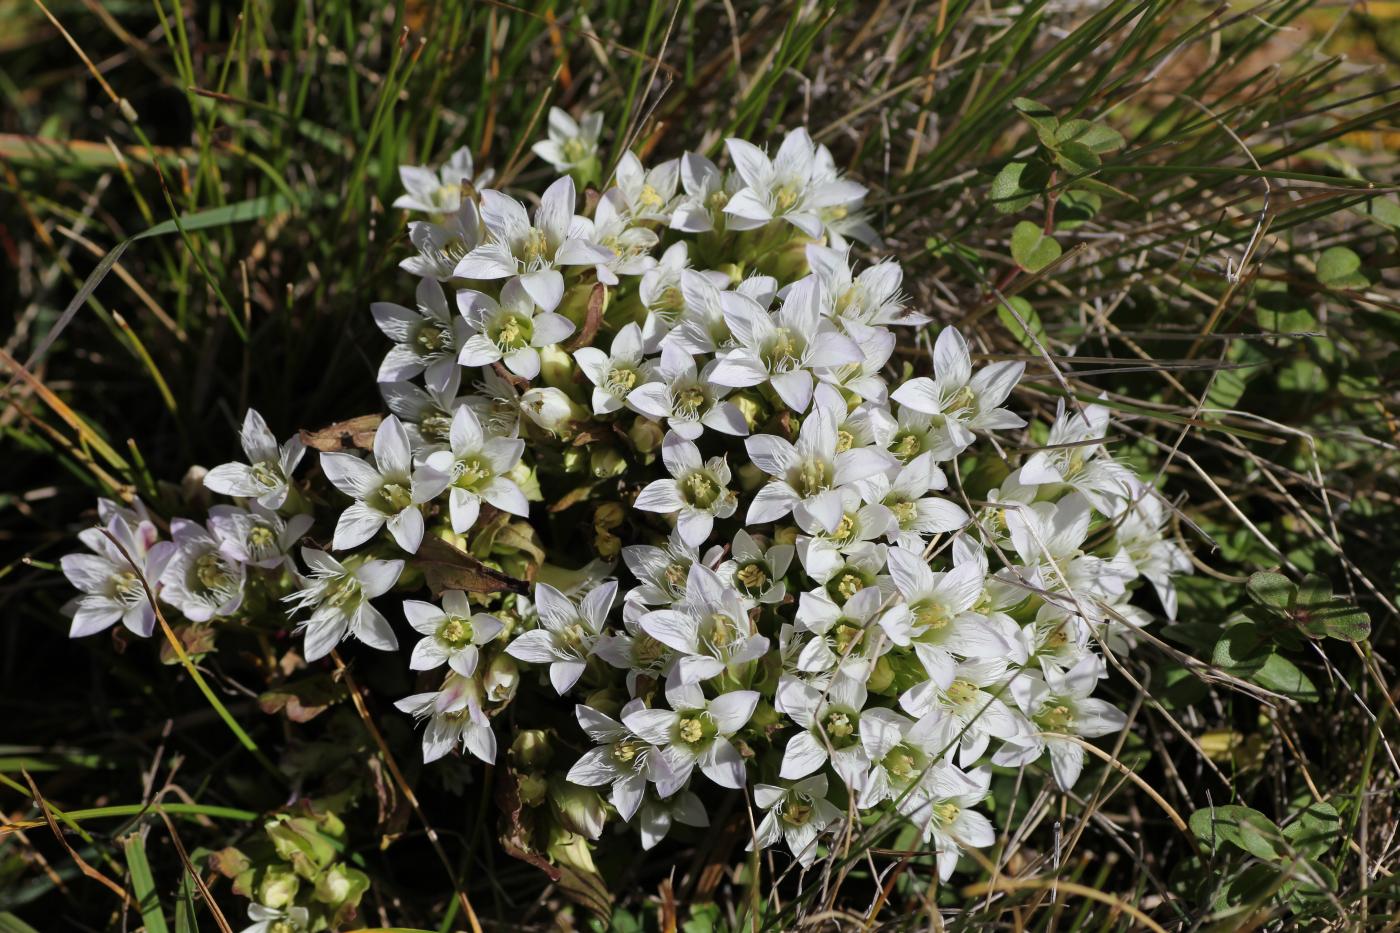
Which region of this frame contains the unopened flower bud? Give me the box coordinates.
[181,465,211,509]
[539,345,581,396]
[432,524,469,550]
[258,865,299,909]
[313,863,368,908]
[562,448,587,473]
[484,654,519,703]
[520,387,579,434]
[590,447,627,479]
[628,417,665,454]
[772,525,799,547]
[583,688,623,719]
[728,391,768,431]
[517,771,549,806]
[549,779,605,840]
[866,655,896,693]
[511,729,554,768]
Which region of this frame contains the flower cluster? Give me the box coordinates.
[60,111,1190,890]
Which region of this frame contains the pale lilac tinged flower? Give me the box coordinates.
[203,408,305,509]
[207,503,311,570]
[159,518,246,623]
[319,415,446,554]
[395,672,497,764]
[61,502,174,638]
[567,700,675,820]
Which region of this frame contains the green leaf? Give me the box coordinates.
[0,913,42,933]
[1305,603,1371,642]
[997,297,1046,351]
[1247,572,1295,612]
[1190,805,1285,860]
[1350,194,1400,231]
[1316,246,1369,289]
[990,160,1049,214]
[1013,97,1059,146]
[123,834,170,933]
[1282,799,1340,858]
[1055,187,1101,229]
[1010,221,1062,272]
[1252,652,1318,701]
[1054,118,1124,153]
[1053,141,1101,175]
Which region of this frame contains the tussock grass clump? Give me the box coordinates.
[1,1,1396,930]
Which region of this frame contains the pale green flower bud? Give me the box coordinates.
[589,447,627,479]
[511,729,554,768]
[258,865,299,909]
[313,863,369,908]
[866,655,896,694]
[628,417,665,454]
[517,771,549,807]
[583,688,623,720]
[539,345,581,397]
[728,391,768,431]
[562,448,587,473]
[549,779,605,840]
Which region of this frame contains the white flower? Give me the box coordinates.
[816,322,895,405]
[637,242,700,346]
[1013,400,1134,513]
[241,902,311,933]
[404,590,504,677]
[792,584,898,680]
[504,581,618,694]
[907,765,995,881]
[899,658,1027,767]
[636,787,709,850]
[61,503,174,638]
[574,322,654,415]
[879,547,1021,689]
[207,503,312,570]
[660,269,740,357]
[640,563,768,684]
[424,405,528,534]
[457,276,576,379]
[889,328,1026,458]
[395,672,497,764]
[371,277,469,388]
[394,144,493,213]
[159,519,246,622]
[380,367,470,453]
[621,529,703,607]
[581,189,659,284]
[625,344,749,441]
[796,538,891,608]
[634,433,737,547]
[744,404,893,533]
[319,415,447,553]
[996,655,1126,791]
[401,200,482,281]
[453,176,611,311]
[776,672,870,789]
[751,775,843,868]
[862,453,966,550]
[806,244,924,329]
[282,549,403,661]
[203,408,306,509]
[1111,485,1192,619]
[796,485,892,550]
[1005,493,1134,615]
[567,700,677,820]
[723,129,867,238]
[669,152,742,234]
[857,708,957,811]
[594,600,673,692]
[623,677,757,789]
[614,151,681,223]
[717,530,793,606]
[532,107,603,174]
[710,275,863,413]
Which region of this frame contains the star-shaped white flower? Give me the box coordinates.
[634,433,737,547]
[623,677,758,789]
[404,590,504,677]
[504,581,618,693]
[567,700,678,820]
[457,276,576,380]
[319,415,447,553]
[393,144,493,214]
[531,107,603,175]
[282,548,403,661]
[889,328,1026,458]
[723,129,867,238]
[453,176,611,311]
[750,775,843,868]
[371,277,469,388]
[639,562,768,684]
[423,405,528,534]
[61,501,174,638]
[203,408,305,509]
[574,322,655,415]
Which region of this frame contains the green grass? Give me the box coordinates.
[2,0,1397,929]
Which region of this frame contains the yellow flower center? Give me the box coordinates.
[735,562,769,595]
[439,616,473,648]
[945,679,978,706]
[521,227,551,264]
[782,801,813,826]
[683,472,721,509]
[678,717,705,744]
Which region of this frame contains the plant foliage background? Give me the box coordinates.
[1,0,1398,929]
